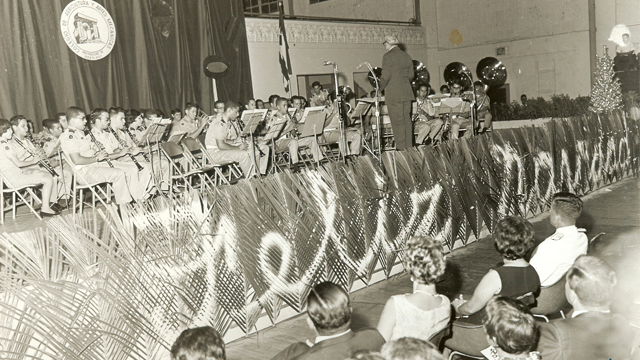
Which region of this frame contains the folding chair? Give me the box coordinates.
[62,152,113,214]
[160,141,203,194]
[0,171,43,223]
[180,137,224,187]
[195,135,243,184]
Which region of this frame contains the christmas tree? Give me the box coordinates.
[589,46,623,113]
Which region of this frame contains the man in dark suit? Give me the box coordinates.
[270,281,385,360]
[537,255,639,360]
[379,34,415,150]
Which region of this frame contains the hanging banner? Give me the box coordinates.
[60,0,116,60]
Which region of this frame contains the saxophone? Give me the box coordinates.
[85,127,114,168]
[108,126,144,171]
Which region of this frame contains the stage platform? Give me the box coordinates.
[226,177,640,360]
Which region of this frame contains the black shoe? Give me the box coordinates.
[40,209,60,218]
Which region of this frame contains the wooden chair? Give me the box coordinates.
[62,152,113,214]
[0,171,43,223]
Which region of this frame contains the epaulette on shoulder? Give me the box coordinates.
[548,232,564,241]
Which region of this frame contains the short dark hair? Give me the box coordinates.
[403,236,446,285]
[144,108,161,119]
[440,85,449,92]
[347,351,386,360]
[125,109,141,127]
[9,115,26,127]
[483,296,539,355]
[307,281,351,332]
[275,97,288,107]
[214,100,225,108]
[109,107,124,117]
[0,119,11,135]
[268,94,280,105]
[312,81,321,88]
[225,101,240,112]
[551,192,582,222]
[185,102,199,112]
[42,118,59,130]
[55,112,66,122]
[381,337,444,360]
[171,108,182,116]
[170,326,225,360]
[566,255,616,307]
[89,108,108,126]
[65,106,85,121]
[493,216,535,260]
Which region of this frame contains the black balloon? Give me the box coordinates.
[476,57,507,87]
[368,67,383,88]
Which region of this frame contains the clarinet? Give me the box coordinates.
[25,132,48,160]
[85,127,114,168]
[108,126,144,171]
[13,136,59,177]
[123,126,150,162]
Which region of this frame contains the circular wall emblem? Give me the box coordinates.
[60,0,116,61]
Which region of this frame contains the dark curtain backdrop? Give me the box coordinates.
[0,0,253,130]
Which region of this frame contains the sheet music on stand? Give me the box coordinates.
[262,116,287,142]
[140,118,171,144]
[240,109,269,137]
[351,101,372,123]
[298,106,327,138]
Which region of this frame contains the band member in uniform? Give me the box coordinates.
[55,112,68,131]
[449,83,472,139]
[256,99,265,109]
[205,101,268,177]
[322,95,362,158]
[379,34,415,150]
[60,106,134,205]
[0,118,60,216]
[414,84,444,145]
[245,99,257,111]
[213,101,225,116]
[40,118,64,155]
[291,96,306,122]
[473,81,492,133]
[171,102,208,138]
[88,108,154,201]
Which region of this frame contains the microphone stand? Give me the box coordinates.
[365,63,383,160]
[330,63,347,163]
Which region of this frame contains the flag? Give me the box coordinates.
[278,1,292,93]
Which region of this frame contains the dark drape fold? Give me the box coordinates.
[0,0,253,130]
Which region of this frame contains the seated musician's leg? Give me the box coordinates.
[20,168,57,212]
[113,160,147,201]
[208,149,255,178]
[347,129,362,155]
[323,130,344,155]
[415,120,430,144]
[461,119,474,138]
[78,164,133,205]
[276,138,299,164]
[297,137,323,161]
[449,119,461,139]
[480,113,492,131]
[428,119,444,141]
[257,143,270,174]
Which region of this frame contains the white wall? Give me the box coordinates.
[290,0,415,22]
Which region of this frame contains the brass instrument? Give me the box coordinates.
[85,127,114,168]
[13,136,59,177]
[108,126,144,171]
[196,109,214,134]
[123,126,150,162]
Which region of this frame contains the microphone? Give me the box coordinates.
[323,61,335,66]
[356,62,369,70]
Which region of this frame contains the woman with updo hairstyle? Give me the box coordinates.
[377,236,451,342]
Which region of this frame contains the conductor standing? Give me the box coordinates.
[379,34,415,150]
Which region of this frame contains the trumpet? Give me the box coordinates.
[108,126,144,171]
[13,136,59,177]
[85,126,114,168]
[196,109,215,134]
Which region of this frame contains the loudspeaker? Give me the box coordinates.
[203,54,230,79]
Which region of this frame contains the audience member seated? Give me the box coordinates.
[377,236,450,342]
[380,337,445,360]
[529,192,587,287]
[270,281,385,360]
[170,326,225,360]
[482,296,541,360]
[538,255,639,360]
[452,216,540,320]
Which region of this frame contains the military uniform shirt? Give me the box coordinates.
[530,225,588,286]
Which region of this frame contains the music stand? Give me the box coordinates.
[298,108,326,167]
[141,118,171,192]
[240,109,269,177]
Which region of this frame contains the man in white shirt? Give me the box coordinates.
[529,192,588,286]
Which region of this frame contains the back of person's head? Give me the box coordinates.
[566,255,616,307]
[170,326,225,360]
[381,337,445,360]
[483,296,539,356]
[42,118,58,130]
[403,236,446,285]
[551,192,582,224]
[493,216,535,260]
[307,281,351,333]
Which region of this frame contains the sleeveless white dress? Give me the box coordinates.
[390,293,451,342]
